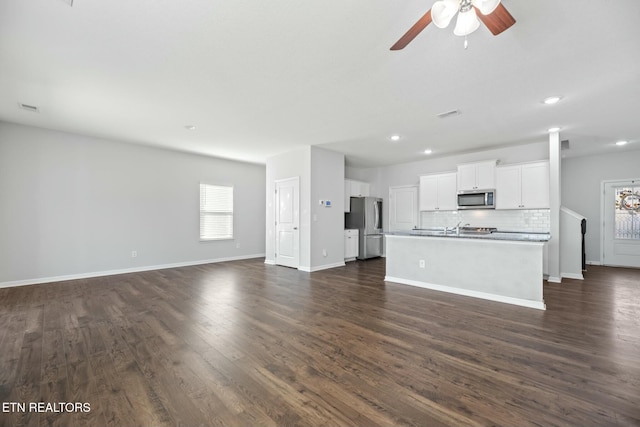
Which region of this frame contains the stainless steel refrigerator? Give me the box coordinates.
[346,197,383,259]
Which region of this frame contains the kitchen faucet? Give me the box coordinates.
[445,221,463,234]
[449,221,470,235]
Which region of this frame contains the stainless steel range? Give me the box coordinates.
[458,226,497,234]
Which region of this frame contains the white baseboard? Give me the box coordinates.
[586,260,601,266]
[561,272,584,280]
[0,253,266,289]
[299,261,346,273]
[547,276,562,283]
[384,276,546,311]
[264,259,276,265]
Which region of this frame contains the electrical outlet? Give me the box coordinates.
[419,259,425,268]
[236,242,241,249]
[131,250,137,258]
[322,249,327,257]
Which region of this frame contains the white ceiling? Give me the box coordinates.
[1,0,639,167]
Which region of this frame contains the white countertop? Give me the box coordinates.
[386,229,551,242]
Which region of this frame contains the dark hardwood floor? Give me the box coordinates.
[0,258,639,426]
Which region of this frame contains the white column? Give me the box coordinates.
[548,131,562,283]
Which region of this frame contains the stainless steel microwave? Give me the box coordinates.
[457,189,495,210]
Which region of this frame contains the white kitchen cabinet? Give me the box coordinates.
[496,165,520,208]
[344,179,370,212]
[344,229,359,261]
[419,172,457,211]
[457,160,497,191]
[496,161,550,209]
[521,162,550,208]
[350,180,370,197]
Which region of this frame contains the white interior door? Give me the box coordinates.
[275,177,300,268]
[603,179,640,268]
[389,186,418,231]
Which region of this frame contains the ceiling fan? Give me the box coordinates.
[391,0,515,50]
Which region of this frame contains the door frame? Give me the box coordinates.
[275,176,300,269]
[601,178,640,267]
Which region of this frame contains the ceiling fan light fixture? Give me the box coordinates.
[390,0,514,50]
[432,0,459,28]
[471,0,501,15]
[615,140,628,146]
[453,7,480,36]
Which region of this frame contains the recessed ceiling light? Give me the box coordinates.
[184,125,196,131]
[616,140,628,146]
[543,96,562,105]
[424,149,433,155]
[389,135,401,142]
[548,127,561,133]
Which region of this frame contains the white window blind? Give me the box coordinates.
[200,183,233,240]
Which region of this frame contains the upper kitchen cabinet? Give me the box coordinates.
[457,160,497,191]
[496,161,550,209]
[349,180,370,197]
[419,172,457,211]
[344,179,370,212]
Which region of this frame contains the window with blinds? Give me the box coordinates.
[199,183,233,240]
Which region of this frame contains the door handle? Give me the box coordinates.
[293,227,298,230]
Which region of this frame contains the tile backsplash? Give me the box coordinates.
[419,209,550,233]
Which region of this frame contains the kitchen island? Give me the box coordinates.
[384,230,551,310]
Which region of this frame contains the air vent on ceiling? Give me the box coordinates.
[561,139,570,150]
[436,109,461,119]
[18,103,39,113]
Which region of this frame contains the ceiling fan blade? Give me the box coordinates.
[475,3,515,35]
[390,9,432,50]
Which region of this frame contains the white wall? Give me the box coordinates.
[0,122,266,285]
[562,148,640,264]
[265,147,311,267]
[265,146,345,271]
[547,132,562,282]
[310,146,345,268]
